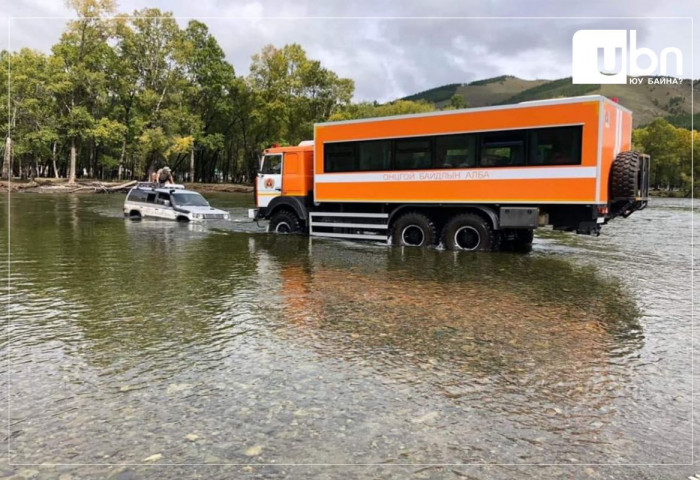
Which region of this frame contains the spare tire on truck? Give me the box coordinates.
[610,151,642,199]
[609,150,650,219]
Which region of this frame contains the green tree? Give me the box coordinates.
[248,44,354,147]
[691,130,700,196]
[51,0,116,183]
[633,118,686,191]
[108,14,141,180]
[18,52,60,178]
[226,77,261,182]
[329,99,435,121]
[113,9,182,178]
[138,127,169,169]
[448,94,467,109]
[0,51,8,179]
[176,20,235,182]
[1,50,59,179]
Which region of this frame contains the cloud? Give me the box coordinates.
[1,0,696,102]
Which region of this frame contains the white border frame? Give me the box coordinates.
[3,14,695,469]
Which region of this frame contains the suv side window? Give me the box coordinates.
[146,193,157,203]
[128,189,147,202]
[157,192,171,205]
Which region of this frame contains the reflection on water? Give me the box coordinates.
[258,235,642,370]
[0,194,693,476]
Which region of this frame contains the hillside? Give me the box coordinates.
[403,75,550,109]
[401,76,700,128]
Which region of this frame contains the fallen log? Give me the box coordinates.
[100,180,137,193]
[0,180,39,192]
[67,180,137,193]
[67,185,97,193]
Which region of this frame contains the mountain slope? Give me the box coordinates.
[401,76,700,128]
[403,75,550,109]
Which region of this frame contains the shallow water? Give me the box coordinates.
[0,193,695,478]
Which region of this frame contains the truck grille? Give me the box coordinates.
[202,213,226,219]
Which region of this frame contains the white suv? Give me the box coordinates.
[124,183,230,222]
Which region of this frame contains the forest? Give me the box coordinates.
[0,0,696,195]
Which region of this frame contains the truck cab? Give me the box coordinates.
[250,142,314,230]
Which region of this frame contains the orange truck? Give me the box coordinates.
[250,95,649,250]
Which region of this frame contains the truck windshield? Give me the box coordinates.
[261,154,282,174]
[171,192,209,207]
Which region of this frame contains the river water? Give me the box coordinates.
[0,193,695,479]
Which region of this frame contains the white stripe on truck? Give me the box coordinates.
[315,167,597,184]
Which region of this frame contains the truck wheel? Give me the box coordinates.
[269,209,302,234]
[391,212,437,247]
[610,151,641,198]
[443,213,496,251]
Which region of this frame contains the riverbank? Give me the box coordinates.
[0,178,254,194]
[648,189,691,198]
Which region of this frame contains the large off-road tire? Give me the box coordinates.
[443,213,498,251]
[269,209,302,234]
[391,212,437,247]
[610,151,641,199]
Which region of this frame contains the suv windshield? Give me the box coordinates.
[171,192,209,207]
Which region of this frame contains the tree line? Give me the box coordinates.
[0,0,695,193]
[632,118,698,196]
[0,0,434,184]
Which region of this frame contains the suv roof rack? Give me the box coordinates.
[135,182,186,190]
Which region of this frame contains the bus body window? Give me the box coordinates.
[480,132,525,167]
[529,126,582,166]
[395,139,432,170]
[325,143,356,172]
[435,133,476,169]
[358,140,392,171]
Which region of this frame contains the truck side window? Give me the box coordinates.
[146,193,157,203]
[529,126,582,165]
[395,139,432,170]
[435,134,476,168]
[325,143,356,172]
[261,155,282,174]
[358,140,391,171]
[480,132,525,167]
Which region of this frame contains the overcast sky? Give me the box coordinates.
[0,0,696,102]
